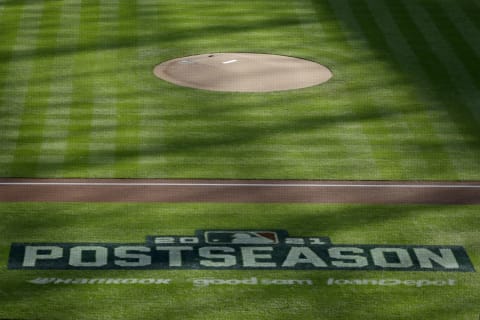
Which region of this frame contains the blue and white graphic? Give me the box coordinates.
[7,230,475,272]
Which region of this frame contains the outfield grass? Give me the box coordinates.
[0,203,479,319]
[0,0,479,180]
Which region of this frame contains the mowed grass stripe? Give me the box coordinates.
[113,0,141,177]
[349,0,464,179]
[37,0,82,177]
[136,0,167,176]
[294,0,380,178]
[349,0,460,179]
[326,0,414,178]
[318,1,440,179]
[402,0,480,124]
[457,0,480,35]
[63,0,101,177]
[0,0,10,32]
[429,1,480,90]
[10,1,64,177]
[325,0,433,179]
[389,1,480,177]
[143,0,381,179]
[443,1,480,59]
[87,0,120,178]
[0,0,477,180]
[0,1,44,176]
[364,0,480,179]
[384,1,480,148]
[0,0,25,159]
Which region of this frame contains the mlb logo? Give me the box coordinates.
[205,231,279,244]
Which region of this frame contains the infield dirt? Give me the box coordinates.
[153,53,333,92]
[1,179,479,204]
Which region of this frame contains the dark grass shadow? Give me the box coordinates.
[313,0,480,143]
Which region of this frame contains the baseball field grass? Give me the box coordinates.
[0,203,479,320]
[0,0,479,180]
[1,1,480,319]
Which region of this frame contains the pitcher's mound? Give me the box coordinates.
[153,53,333,92]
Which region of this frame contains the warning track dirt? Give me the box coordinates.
[0,179,479,204]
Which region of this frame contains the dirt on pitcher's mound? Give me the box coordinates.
[153,53,333,92]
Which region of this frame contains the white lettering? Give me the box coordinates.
[54,278,73,284]
[155,279,171,284]
[23,246,63,267]
[329,247,368,268]
[285,238,305,245]
[414,248,459,269]
[261,279,313,285]
[378,279,401,286]
[180,237,199,244]
[154,237,175,244]
[309,238,328,245]
[282,247,327,267]
[156,246,193,267]
[371,248,413,268]
[192,277,258,287]
[114,246,151,267]
[69,246,108,267]
[199,247,236,267]
[326,278,458,287]
[241,247,276,267]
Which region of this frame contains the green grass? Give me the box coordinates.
[0,203,479,319]
[2,2,479,319]
[0,0,479,180]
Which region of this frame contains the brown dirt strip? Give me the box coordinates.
[0,178,479,204]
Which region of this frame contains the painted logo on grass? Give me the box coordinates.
[8,230,475,272]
